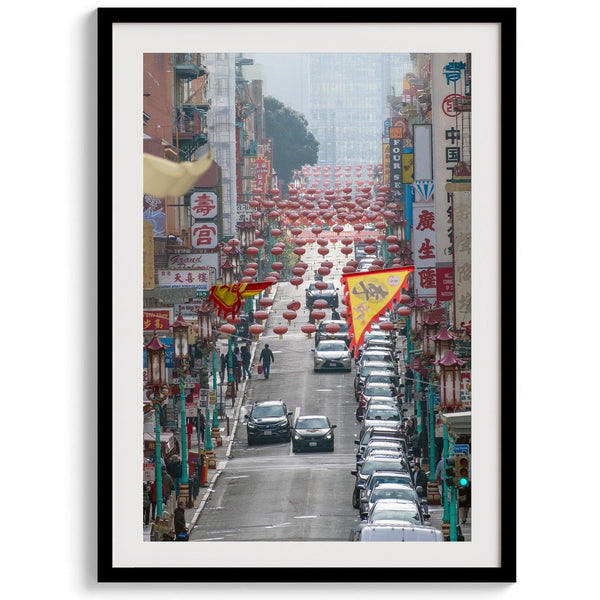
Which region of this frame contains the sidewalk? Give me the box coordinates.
[143,294,271,542]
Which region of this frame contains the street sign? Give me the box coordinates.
[196,289,209,298]
[453,444,470,456]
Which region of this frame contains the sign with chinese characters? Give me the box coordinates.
[191,222,218,249]
[412,200,437,299]
[143,309,173,333]
[431,53,469,264]
[158,268,212,291]
[190,191,218,219]
[252,157,270,193]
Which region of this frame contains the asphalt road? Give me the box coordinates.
[190,246,364,541]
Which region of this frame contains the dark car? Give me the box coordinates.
[245,399,292,446]
[357,470,416,516]
[315,319,351,347]
[355,426,409,457]
[350,455,411,508]
[306,281,339,309]
[292,414,336,452]
[359,482,423,520]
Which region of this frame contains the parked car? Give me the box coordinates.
[356,440,406,466]
[356,349,397,370]
[354,361,398,398]
[350,455,411,508]
[313,339,352,372]
[357,470,415,515]
[359,482,422,519]
[245,399,292,446]
[356,383,401,420]
[350,524,443,542]
[364,498,429,526]
[355,426,408,457]
[291,414,336,452]
[361,404,403,432]
[315,319,351,347]
[306,281,339,309]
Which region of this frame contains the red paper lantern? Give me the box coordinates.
[270,228,282,238]
[387,244,401,253]
[246,246,259,256]
[397,306,411,317]
[220,324,236,336]
[364,245,377,254]
[253,238,265,248]
[271,262,284,271]
[249,323,264,339]
[314,281,328,291]
[293,247,306,256]
[317,247,330,256]
[259,298,273,308]
[325,322,341,335]
[290,276,304,288]
[378,321,395,332]
[273,324,288,339]
[317,267,330,277]
[310,309,326,322]
[253,310,269,322]
[341,246,353,255]
[282,310,297,325]
[342,265,356,274]
[313,299,329,309]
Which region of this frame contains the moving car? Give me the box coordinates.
[306,281,339,309]
[245,399,292,446]
[313,339,352,372]
[315,319,351,347]
[292,414,336,452]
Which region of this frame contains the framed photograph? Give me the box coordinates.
[99,7,516,583]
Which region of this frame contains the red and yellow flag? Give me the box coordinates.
[208,282,271,319]
[341,267,414,357]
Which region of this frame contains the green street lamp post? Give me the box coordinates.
[171,308,192,504]
[143,332,169,527]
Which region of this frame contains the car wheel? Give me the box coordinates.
[352,489,360,509]
[247,438,255,446]
[292,444,299,453]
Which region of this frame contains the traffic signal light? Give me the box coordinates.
[456,454,470,487]
[444,456,456,487]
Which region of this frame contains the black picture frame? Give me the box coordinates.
[98,7,516,584]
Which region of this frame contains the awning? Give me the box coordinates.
[440,410,471,438]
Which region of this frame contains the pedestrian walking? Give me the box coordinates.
[331,308,341,320]
[234,346,243,382]
[149,480,164,521]
[404,366,414,403]
[167,455,182,498]
[412,462,428,499]
[143,482,151,525]
[241,344,252,380]
[259,343,275,379]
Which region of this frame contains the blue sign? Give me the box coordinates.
[453,444,469,456]
[384,118,391,136]
[433,393,441,408]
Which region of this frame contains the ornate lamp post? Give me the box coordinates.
[221,259,235,285]
[143,332,169,524]
[170,308,191,506]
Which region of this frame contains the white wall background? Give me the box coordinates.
[2,0,595,596]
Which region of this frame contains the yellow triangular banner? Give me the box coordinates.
[341,267,413,357]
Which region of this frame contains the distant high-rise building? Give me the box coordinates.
[306,53,413,166]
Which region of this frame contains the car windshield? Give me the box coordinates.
[361,364,394,377]
[368,475,412,490]
[371,488,415,503]
[364,385,395,396]
[361,459,406,475]
[296,417,329,429]
[318,342,347,352]
[370,508,421,524]
[252,405,285,418]
[365,408,400,421]
[368,375,396,385]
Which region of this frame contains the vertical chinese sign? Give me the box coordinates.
[431,54,470,310]
[412,181,437,301]
[252,157,270,193]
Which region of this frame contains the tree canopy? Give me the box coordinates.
[264,96,319,188]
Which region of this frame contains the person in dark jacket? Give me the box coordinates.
[240,344,251,380]
[259,344,275,379]
[174,500,187,538]
[167,455,182,498]
[413,463,429,499]
[149,480,164,521]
